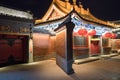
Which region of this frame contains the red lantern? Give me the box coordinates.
[111,33,117,39]
[78,28,87,36]
[88,29,96,36]
[102,31,112,38]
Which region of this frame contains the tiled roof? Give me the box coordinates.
[0,6,33,19]
[35,0,117,27]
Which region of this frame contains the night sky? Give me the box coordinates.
[0,0,120,21]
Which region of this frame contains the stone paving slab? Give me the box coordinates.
[0,55,119,80]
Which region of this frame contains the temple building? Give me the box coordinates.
[34,0,120,74]
[0,0,120,74]
[0,6,34,66]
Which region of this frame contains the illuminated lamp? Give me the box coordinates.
[102,31,112,38]
[88,29,96,36]
[78,28,87,36]
[111,33,117,39]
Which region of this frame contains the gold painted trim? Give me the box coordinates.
[35,0,116,27]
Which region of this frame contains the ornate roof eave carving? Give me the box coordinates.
[35,0,72,24]
[36,11,115,29]
[80,12,116,28]
[35,0,116,27]
[54,3,71,15]
[54,0,73,13]
[71,11,114,28]
[35,12,71,26]
[35,5,67,24]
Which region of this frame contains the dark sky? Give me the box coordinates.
[0,0,120,21]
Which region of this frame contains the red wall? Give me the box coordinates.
[90,41,100,55]
[0,35,27,63]
[12,39,23,61]
[33,33,56,57]
[0,39,10,62]
[56,30,66,58]
[111,39,120,50]
[49,36,56,53]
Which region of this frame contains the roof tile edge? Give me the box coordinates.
[0,6,33,19]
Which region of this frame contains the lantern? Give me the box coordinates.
[88,29,96,36]
[111,33,117,39]
[102,31,112,38]
[78,28,87,36]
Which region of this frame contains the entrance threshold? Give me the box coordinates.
[74,53,119,64]
[110,53,119,57]
[100,53,119,59]
[74,56,100,64]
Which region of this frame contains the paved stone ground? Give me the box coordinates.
[72,55,120,80]
[0,55,120,80]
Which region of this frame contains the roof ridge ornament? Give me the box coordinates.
[53,0,55,2]
[64,0,71,10]
[73,0,76,5]
[87,8,90,12]
[65,0,69,2]
[73,0,76,9]
[79,1,83,8]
